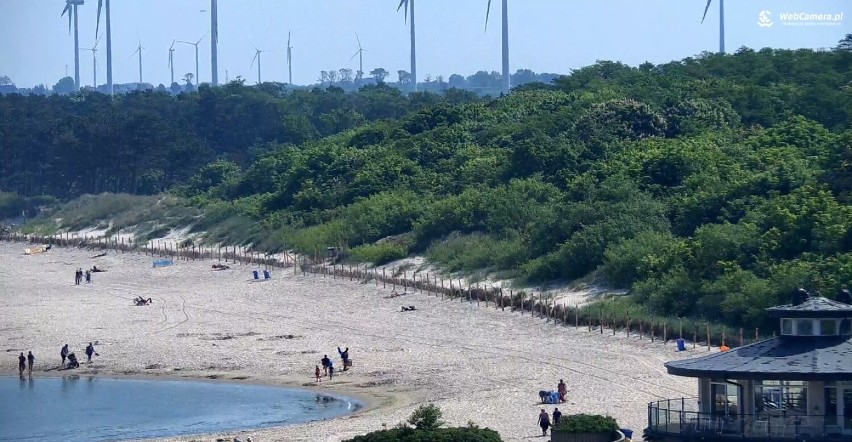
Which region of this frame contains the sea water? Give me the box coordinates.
[0,375,360,442]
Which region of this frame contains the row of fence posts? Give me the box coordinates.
[3,232,769,349]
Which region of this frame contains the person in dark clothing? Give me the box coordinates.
[558,379,567,403]
[553,408,562,425]
[61,344,69,366]
[321,355,331,376]
[66,352,79,369]
[75,269,81,285]
[337,346,350,370]
[18,352,26,376]
[27,351,34,375]
[85,343,96,362]
[85,270,91,283]
[538,408,551,436]
[328,363,334,380]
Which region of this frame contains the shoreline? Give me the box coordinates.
[0,241,697,441]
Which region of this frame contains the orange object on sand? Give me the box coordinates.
[720,345,730,352]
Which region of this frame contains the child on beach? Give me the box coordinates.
[315,365,321,382]
[18,352,26,376]
[328,362,335,380]
[27,351,34,375]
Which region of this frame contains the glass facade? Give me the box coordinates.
[754,381,807,415]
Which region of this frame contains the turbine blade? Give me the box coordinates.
[250,52,258,69]
[61,3,70,17]
[68,7,73,34]
[349,51,359,62]
[397,0,408,23]
[96,0,103,36]
[701,0,712,23]
[288,30,291,47]
[485,0,492,32]
[170,39,175,50]
[356,32,362,49]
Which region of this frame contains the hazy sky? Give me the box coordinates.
[0,0,847,88]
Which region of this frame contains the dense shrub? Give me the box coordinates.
[552,414,619,434]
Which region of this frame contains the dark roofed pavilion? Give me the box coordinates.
[645,291,852,442]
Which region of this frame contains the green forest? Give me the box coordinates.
[2,39,851,329]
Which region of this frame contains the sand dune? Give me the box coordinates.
[0,242,698,441]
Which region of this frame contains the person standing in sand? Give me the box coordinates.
[85,342,96,362]
[18,352,26,376]
[85,270,91,284]
[27,351,34,375]
[558,379,567,403]
[315,365,321,382]
[328,363,334,380]
[60,344,69,366]
[538,408,551,436]
[337,346,350,370]
[321,355,331,376]
[553,407,562,425]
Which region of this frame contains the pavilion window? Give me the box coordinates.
[711,381,738,416]
[841,318,851,335]
[781,318,794,335]
[754,381,807,415]
[797,319,814,336]
[820,319,837,335]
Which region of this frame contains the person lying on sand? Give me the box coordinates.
[212,264,231,270]
[401,305,417,312]
[134,296,153,305]
[90,266,107,272]
[91,252,107,258]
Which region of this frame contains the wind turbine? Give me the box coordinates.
[349,33,367,79]
[168,40,176,85]
[286,31,293,85]
[211,0,219,86]
[130,39,144,84]
[396,0,416,92]
[61,0,85,90]
[250,46,268,85]
[80,35,100,88]
[485,0,510,94]
[178,34,206,86]
[701,0,725,53]
[95,0,113,95]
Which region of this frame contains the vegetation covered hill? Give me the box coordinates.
[3,39,851,329]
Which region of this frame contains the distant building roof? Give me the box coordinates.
[665,335,852,381]
[766,296,852,318]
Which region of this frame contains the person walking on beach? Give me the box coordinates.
[85,270,91,284]
[60,344,69,366]
[321,355,331,376]
[27,351,34,375]
[75,269,81,285]
[85,342,96,362]
[538,408,551,436]
[328,363,335,380]
[553,407,562,426]
[18,352,26,376]
[315,365,321,382]
[337,346,350,371]
[557,379,567,403]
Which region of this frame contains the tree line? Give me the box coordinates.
[3,38,851,329]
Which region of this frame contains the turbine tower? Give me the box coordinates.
[96,0,113,95]
[168,40,176,85]
[250,47,267,84]
[211,0,219,86]
[396,0,416,92]
[61,0,85,90]
[702,0,725,53]
[130,39,144,84]
[80,35,100,88]
[178,34,206,86]
[349,33,367,78]
[287,31,293,85]
[485,0,510,94]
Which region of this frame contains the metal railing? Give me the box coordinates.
[647,398,848,440]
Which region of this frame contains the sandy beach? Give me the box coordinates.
[0,241,699,441]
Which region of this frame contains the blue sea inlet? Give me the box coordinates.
[0,375,360,442]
